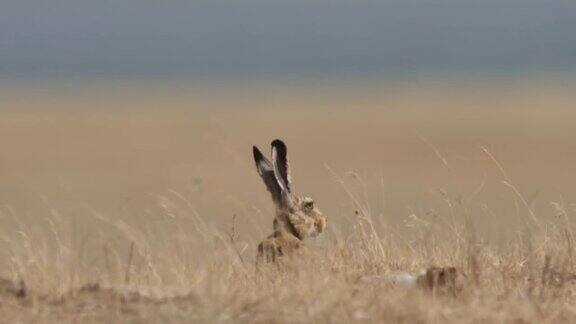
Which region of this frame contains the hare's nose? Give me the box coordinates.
[315,217,326,233]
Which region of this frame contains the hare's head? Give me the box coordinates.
[253,139,326,239]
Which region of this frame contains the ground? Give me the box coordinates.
[0,79,575,322]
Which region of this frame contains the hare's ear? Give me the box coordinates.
[271,139,291,193]
[253,146,283,206]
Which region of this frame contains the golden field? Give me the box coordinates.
[1,79,576,322]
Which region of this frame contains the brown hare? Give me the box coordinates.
[252,139,326,264]
[391,266,460,296]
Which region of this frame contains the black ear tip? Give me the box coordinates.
[253,146,263,159]
[271,139,286,148]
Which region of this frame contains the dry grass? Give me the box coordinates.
[1,80,576,322]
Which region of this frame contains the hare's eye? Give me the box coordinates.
[304,201,314,210]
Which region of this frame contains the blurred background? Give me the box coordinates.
[2,0,576,81]
[1,0,576,260]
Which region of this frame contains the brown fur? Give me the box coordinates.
[257,232,303,264]
[417,267,459,295]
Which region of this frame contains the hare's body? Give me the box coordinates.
[257,231,302,263]
[252,140,326,264]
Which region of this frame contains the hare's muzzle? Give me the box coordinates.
[314,214,326,235]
